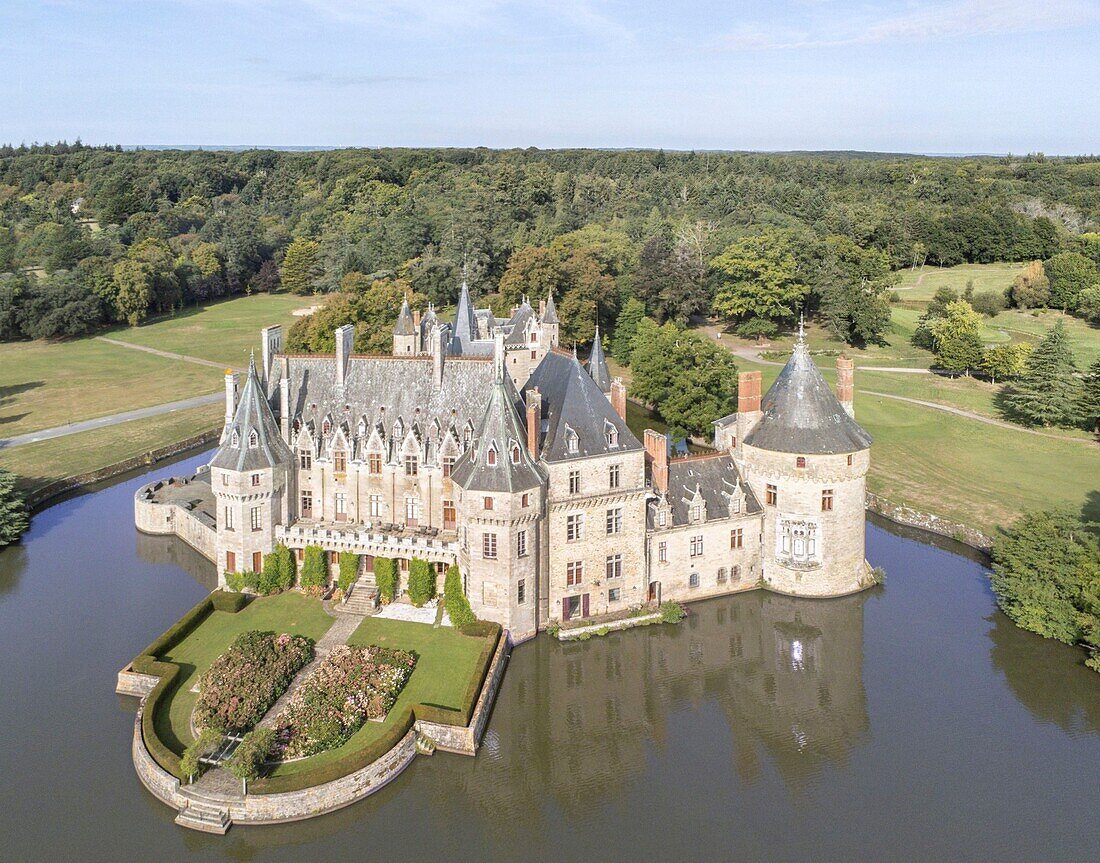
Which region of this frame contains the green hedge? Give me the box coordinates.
[416,622,501,727]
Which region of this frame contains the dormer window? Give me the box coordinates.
[247,429,258,448]
[692,505,702,522]
[796,456,806,468]
[566,429,579,454]
[511,445,521,464]
[322,419,331,436]
[605,422,618,447]
[230,430,240,448]
[487,447,497,466]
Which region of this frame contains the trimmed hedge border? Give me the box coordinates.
[250,621,502,795]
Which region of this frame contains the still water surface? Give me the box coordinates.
[1,451,1098,862]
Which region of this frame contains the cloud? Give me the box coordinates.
[711,0,1100,51]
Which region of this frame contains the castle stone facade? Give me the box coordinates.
[138,282,874,641]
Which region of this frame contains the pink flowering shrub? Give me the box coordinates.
[274,644,416,758]
[195,631,313,733]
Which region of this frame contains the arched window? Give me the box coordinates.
[487,447,497,466]
[511,445,521,464]
[322,418,331,436]
[248,429,259,448]
[230,430,240,447]
[566,429,579,454]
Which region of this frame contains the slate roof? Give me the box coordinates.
[648,454,762,528]
[504,300,534,346]
[744,342,872,455]
[211,354,294,471]
[524,349,642,462]
[394,298,416,335]
[449,280,495,356]
[586,325,612,393]
[450,369,543,493]
[541,291,559,324]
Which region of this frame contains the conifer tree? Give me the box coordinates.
[0,468,29,547]
[1076,357,1100,434]
[1004,319,1081,427]
[443,564,475,627]
[407,557,435,607]
[611,297,645,365]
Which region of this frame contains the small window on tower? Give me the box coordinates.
[248,429,258,448]
[511,445,521,464]
[487,447,497,466]
[796,456,806,468]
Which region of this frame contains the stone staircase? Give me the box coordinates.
[342,574,379,616]
[177,769,238,833]
[175,800,232,834]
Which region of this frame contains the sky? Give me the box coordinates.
[1,0,1098,153]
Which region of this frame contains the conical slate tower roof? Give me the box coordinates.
[744,332,872,455]
[541,290,559,324]
[450,369,543,493]
[586,324,612,393]
[210,353,294,471]
[394,297,416,335]
[450,278,478,353]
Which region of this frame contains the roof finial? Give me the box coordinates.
[462,250,469,288]
[248,348,257,375]
[797,312,806,350]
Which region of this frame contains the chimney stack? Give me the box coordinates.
[738,371,762,415]
[224,370,239,425]
[837,355,854,417]
[261,325,282,387]
[431,325,446,390]
[279,358,291,442]
[335,324,354,383]
[539,299,547,317]
[526,388,542,459]
[610,377,627,420]
[643,429,669,493]
[413,309,421,332]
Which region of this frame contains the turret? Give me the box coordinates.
[539,290,559,348]
[393,297,418,355]
[586,323,612,393]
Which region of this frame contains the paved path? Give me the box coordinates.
[859,390,1095,444]
[0,392,222,450]
[95,336,232,370]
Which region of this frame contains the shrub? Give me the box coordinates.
[443,564,475,627]
[226,727,276,787]
[407,557,435,607]
[660,601,686,624]
[337,552,360,593]
[735,317,778,342]
[0,467,29,548]
[374,557,398,604]
[300,545,327,591]
[260,544,296,594]
[179,727,221,782]
[224,570,245,592]
[195,631,313,732]
[970,290,1005,317]
[870,566,887,586]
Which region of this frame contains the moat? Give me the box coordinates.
[1,450,1098,861]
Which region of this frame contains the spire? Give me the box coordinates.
[541,289,559,324]
[210,350,293,472]
[796,312,807,352]
[450,273,477,353]
[586,322,612,393]
[394,296,416,335]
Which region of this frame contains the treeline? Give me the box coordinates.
[2,144,1099,345]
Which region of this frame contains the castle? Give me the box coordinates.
[137,278,874,641]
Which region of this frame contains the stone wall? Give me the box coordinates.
[650,512,764,604]
[116,667,160,698]
[134,482,217,562]
[865,492,994,553]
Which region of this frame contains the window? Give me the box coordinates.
[333,450,346,473]
[566,513,584,541]
[517,579,526,604]
[487,447,497,466]
[822,489,834,512]
[250,505,262,531]
[517,530,528,557]
[484,496,494,511]
[251,473,261,486]
[405,455,418,476]
[298,449,312,469]
[521,492,530,508]
[766,484,777,506]
[608,587,621,603]
[658,541,667,563]
[689,572,700,588]
[779,518,819,564]
[609,463,621,489]
[226,551,236,572]
[322,419,331,436]
[730,528,743,549]
[301,491,313,517]
[335,492,347,521]
[566,430,579,454]
[658,509,666,527]
[511,445,521,464]
[248,429,258,448]
[224,507,235,530]
[796,456,806,468]
[569,470,581,494]
[443,499,456,529]
[369,494,383,518]
[731,496,741,514]
[606,507,622,535]
[717,567,727,583]
[222,473,228,486]
[732,564,741,580]
[405,497,419,525]
[692,505,702,522]
[231,430,240,447]
[847,454,853,466]
[368,453,382,474]
[482,532,498,559]
[442,455,455,477]
[606,554,622,579]
[690,535,703,557]
[606,425,618,447]
[566,561,584,586]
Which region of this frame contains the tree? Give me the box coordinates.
[498,246,562,313]
[979,343,1030,384]
[611,297,645,365]
[226,728,276,794]
[443,564,475,628]
[711,230,808,324]
[1044,252,1098,311]
[112,258,154,326]
[970,290,1005,317]
[251,259,281,294]
[634,234,708,325]
[930,300,984,375]
[374,557,398,604]
[1077,286,1100,323]
[260,543,295,594]
[300,545,327,591]
[1003,319,1081,427]
[179,728,221,783]
[281,238,323,295]
[1075,358,1100,434]
[1009,260,1050,310]
[735,318,778,342]
[813,236,896,346]
[337,552,360,593]
[407,557,435,607]
[912,285,958,349]
[0,468,29,547]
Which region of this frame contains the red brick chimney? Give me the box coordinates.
[738,371,762,414]
[526,388,541,459]
[610,377,627,420]
[836,355,854,417]
[644,429,669,493]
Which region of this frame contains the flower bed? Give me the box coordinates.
[195,631,313,732]
[274,644,416,759]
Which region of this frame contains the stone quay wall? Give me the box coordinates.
[134,479,217,561]
[865,492,994,554]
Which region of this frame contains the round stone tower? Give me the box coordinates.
[734,328,873,597]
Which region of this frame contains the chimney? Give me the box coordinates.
[431,325,446,390]
[335,324,354,383]
[413,309,421,331]
[261,324,282,386]
[493,330,505,378]
[224,370,239,425]
[610,377,627,420]
[643,429,669,493]
[738,371,762,415]
[539,299,546,317]
[837,355,854,418]
[279,357,291,441]
[526,389,542,459]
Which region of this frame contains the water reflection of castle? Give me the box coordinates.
[461,590,869,822]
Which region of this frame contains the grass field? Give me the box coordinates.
[156,592,335,753]
[894,262,1022,303]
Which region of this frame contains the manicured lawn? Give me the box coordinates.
[262,615,493,780]
[894,262,1022,303]
[0,402,223,493]
[155,592,335,753]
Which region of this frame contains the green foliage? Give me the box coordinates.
[0,468,29,547]
[970,290,1006,317]
[990,509,1100,654]
[814,235,897,346]
[711,229,809,324]
[1077,286,1100,323]
[1044,252,1099,311]
[659,601,686,624]
[407,557,435,607]
[337,552,360,593]
[443,563,475,627]
[930,300,984,375]
[179,728,222,782]
[1009,261,1050,310]
[1076,358,1100,433]
[226,728,276,783]
[979,343,1031,384]
[1004,319,1081,427]
[634,233,707,325]
[260,544,296,594]
[735,317,779,342]
[374,556,398,604]
[611,297,646,364]
[300,545,327,591]
[280,238,322,295]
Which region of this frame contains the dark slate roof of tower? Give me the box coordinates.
[504,300,534,346]
[451,279,477,347]
[211,354,293,472]
[647,454,762,527]
[420,304,438,340]
[744,342,872,455]
[525,350,642,462]
[541,291,559,324]
[394,298,416,335]
[586,325,612,393]
[450,370,543,493]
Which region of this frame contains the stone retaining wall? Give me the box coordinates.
[865,492,993,554]
[557,611,663,640]
[117,667,160,698]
